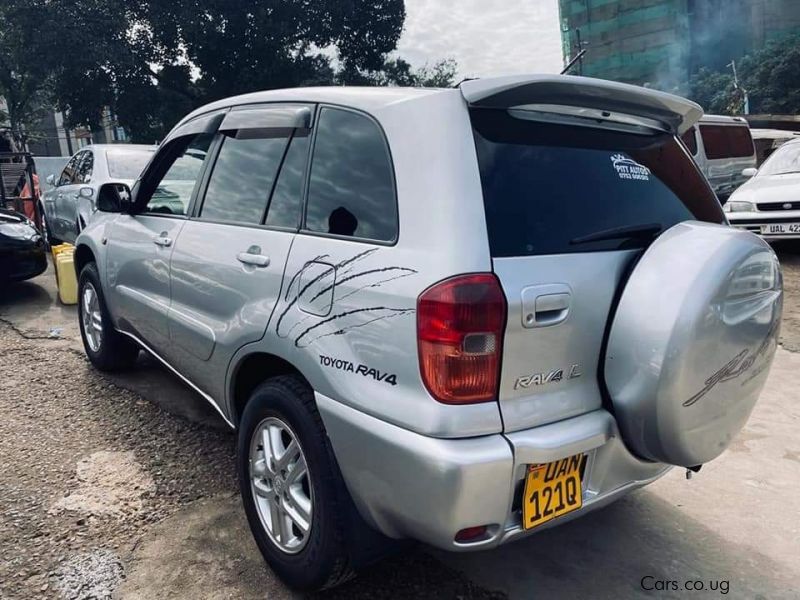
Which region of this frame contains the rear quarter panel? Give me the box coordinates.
[229,91,505,438]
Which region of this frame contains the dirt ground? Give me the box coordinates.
[773,241,800,351]
[1,248,799,600]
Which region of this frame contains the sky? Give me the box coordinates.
[396,0,564,78]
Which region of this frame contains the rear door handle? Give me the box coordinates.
[237,250,270,268]
[153,235,172,247]
[521,284,572,328]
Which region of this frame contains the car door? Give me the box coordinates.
[104,115,220,350]
[166,104,312,403]
[52,151,84,241]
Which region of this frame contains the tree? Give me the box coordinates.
[690,34,800,115]
[688,68,736,114]
[337,57,459,87]
[738,34,800,114]
[412,58,459,88]
[2,0,457,143]
[47,0,408,141]
[0,0,56,148]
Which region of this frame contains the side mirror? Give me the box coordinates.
[742,168,758,179]
[46,174,55,186]
[79,187,94,198]
[97,182,132,213]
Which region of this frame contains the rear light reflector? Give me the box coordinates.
[455,525,489,543]
[417,273,507,404]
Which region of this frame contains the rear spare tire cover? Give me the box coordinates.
[605,221,782,467]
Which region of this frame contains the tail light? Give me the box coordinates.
[417,273,507,404]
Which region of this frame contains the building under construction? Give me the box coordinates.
[559,0,800,94]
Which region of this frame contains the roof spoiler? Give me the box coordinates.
[460,75,703,135]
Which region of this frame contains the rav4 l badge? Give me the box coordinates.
[514,365,582,389]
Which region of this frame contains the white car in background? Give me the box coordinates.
[751,128,800,166]
[43,144,156,244]
[726,138,800,239]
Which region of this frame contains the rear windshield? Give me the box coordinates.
[699,125,755,160]
[107,148,155,180]
[471,109,723,257]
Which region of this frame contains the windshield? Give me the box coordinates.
[106,148,155,180]
[758,143,800,177]
[470,109,724,257]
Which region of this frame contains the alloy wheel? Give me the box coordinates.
[249,417,312,554]
[81,283,103,352]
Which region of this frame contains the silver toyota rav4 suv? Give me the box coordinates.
[75,75,782,590]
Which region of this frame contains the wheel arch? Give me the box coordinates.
[74,243,96,278]
[229,351,312,427]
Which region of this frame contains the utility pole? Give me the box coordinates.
[728,60,750,115]
[561,49,587,75]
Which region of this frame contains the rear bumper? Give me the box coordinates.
[317,393,669,551]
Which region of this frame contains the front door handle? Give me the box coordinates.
[153,234,172,247]
[237,248,270,268]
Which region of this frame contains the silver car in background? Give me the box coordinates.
[43,144,155,244]
[73,76,782,591]
[726,139,800,239]
[680,114,757,202]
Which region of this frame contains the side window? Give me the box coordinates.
[199,132,289,224]
[305,108,397,242]
[265,131,310,228]
[76,151,94,183]
[699,125,755,159]
[58,153,83,186]
[141,133,213,216]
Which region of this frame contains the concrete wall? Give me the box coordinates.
[749,0,800,46]
[559,0,691,93]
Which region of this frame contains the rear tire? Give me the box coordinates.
[78,262,139,371]
[237,376,356,591]
[42,211,61,247]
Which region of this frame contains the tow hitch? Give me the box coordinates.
[685,465,702,480]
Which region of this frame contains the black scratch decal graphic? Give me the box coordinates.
[276,249,418,347]
[308,266,417,303]
[333,270,418,304]
[295,307,414,348]
[284,313,315,338]
[276,248,379,336]
[283,253,330,301]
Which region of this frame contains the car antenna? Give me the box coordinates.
[454,77,479,88]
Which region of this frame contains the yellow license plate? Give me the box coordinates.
[522,454,585,530]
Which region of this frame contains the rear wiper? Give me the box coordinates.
[570,223,662,245]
